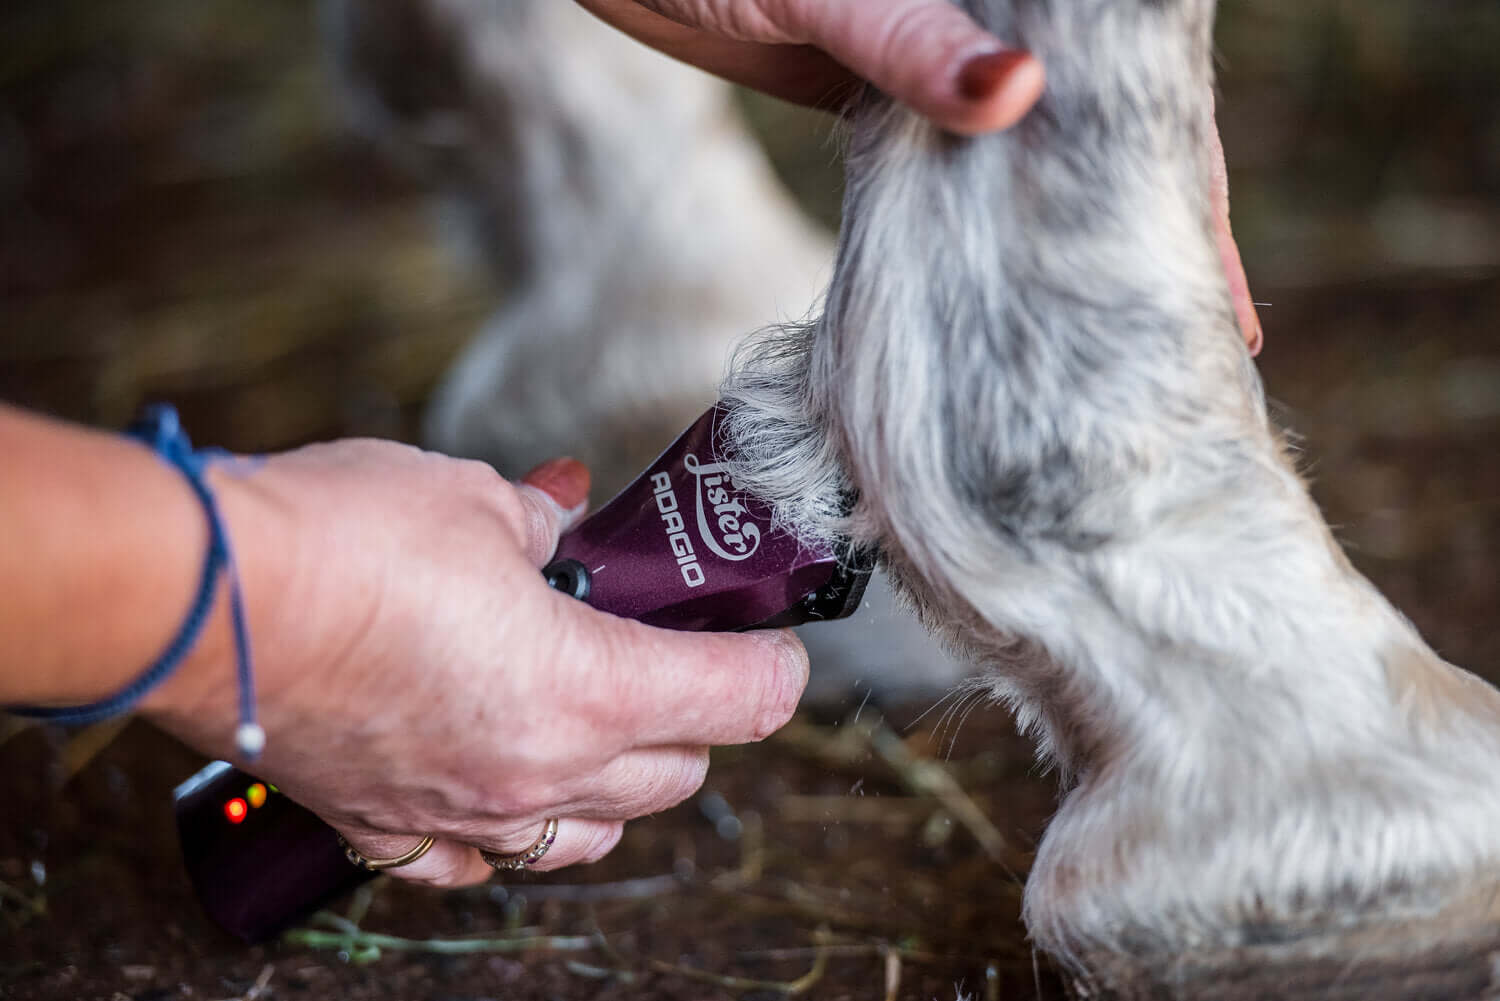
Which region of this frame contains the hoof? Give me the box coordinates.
[1072,915,1500,1001]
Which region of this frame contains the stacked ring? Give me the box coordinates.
[337,833,437,871]
[480,818,560,871]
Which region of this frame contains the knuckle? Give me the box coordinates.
[516,490,559,558]
[479,768,560,819]
[451,462,538,545]
[656,0,784,40]
[582,626,650,745]
[880,1,953,49]
[872,2,966,84]
[387,808,436,837]
[734,0,795,39]
[484,482,530,536]
[495,785,554,820]
[629,751,711,814]
[453,455,505,493]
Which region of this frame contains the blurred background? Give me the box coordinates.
[2,1,1496,998]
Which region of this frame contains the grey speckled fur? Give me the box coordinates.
[723,0,1500,989]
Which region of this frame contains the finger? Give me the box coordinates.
[562,610,810,746]
[576,0,1043,133]
[512,458,591,567]
[522,456,591,512]
[1209,109,1262,355]
[782,0,1046,135]
[578,0,859,109]
[336,829,492,889]
[550,746,711,819]
[469,817,624,873]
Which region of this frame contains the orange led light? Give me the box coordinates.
[246,783,268,809]
[224,798,249,824]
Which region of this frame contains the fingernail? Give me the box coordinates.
[522,457,590,512]
[957,49,1030,102]
[1248,315,1264,357]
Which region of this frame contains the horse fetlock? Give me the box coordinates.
[1018,578,1500,991]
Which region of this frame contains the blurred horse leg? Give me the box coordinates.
[322,0,969,701]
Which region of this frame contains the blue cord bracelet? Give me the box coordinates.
[7,405,264,759]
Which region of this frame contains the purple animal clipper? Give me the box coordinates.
[544,404,869,631]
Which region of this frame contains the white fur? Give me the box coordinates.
[722,0,1500,984]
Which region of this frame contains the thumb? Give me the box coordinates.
[511,457,591,568]
[1209,111,1263,355]
[786,0,1045,134]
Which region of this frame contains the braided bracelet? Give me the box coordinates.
[7,405,264,759]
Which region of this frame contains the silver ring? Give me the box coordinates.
[480,818,560,871]
[337,833,436,871]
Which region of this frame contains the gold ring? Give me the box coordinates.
[337,833,436,871]
[480,818,560,871]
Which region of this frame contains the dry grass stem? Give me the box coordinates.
[564,959,637,983]
[866,720,1018,878]
[647,929,832,996]
[284,910,593,964]
[0,716,36,751]
[884,947,902,1001]
[59,718,132,784]
[211,963,274,1001]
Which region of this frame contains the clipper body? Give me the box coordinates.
[541,406,867,630]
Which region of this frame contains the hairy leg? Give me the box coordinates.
[724,0,1500,993]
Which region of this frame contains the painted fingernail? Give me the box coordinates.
[958,49,1031,101]
[522,457,591,512]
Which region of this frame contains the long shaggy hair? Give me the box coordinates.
[723,0,1500,986]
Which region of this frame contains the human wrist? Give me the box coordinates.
[0,408,215,706]
[136,457,296,754]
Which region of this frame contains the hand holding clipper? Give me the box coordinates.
[175,406,870,942]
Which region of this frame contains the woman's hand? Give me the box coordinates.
[577,0,1045,135]
[143,442,809,887]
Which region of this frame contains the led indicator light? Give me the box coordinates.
[224,798,249,824]
[246,784,268,809]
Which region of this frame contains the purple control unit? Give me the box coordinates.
[175,405,871,943]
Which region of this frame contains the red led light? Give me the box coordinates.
[224,798,249,824]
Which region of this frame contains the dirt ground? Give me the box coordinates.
[2,1,1497,999]
[3,273,1496,1001]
